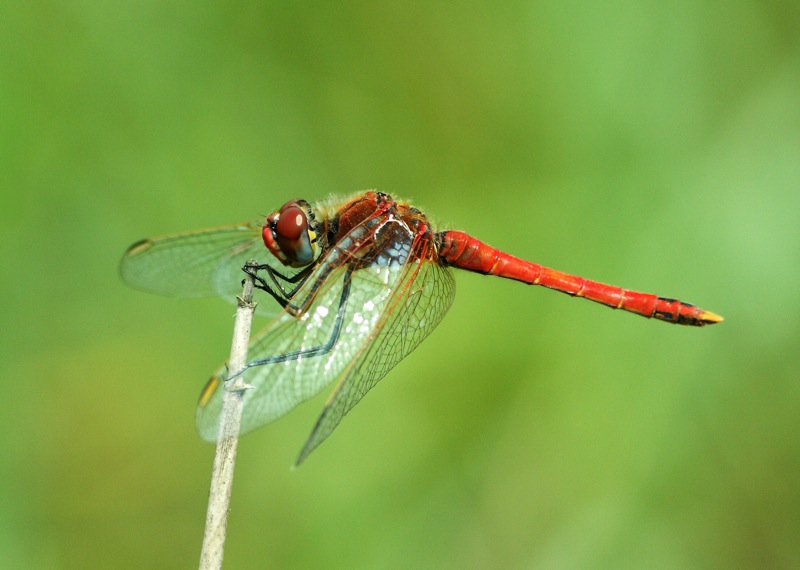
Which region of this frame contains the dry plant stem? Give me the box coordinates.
[199,268,257,570]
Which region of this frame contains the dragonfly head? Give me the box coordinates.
[262,199,318,267]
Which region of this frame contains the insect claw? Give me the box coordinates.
[223,378,253,394]
[236,295,257,310]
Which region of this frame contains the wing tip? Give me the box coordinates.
[124,238,154,257]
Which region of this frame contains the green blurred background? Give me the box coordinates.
[2,2,798,568]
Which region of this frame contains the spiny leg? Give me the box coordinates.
[242,262,317,311]
[224,269,353,383]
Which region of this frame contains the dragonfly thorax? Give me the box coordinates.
[363,216,416,268]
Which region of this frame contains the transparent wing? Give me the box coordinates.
[120,221,263,298]
[295,253,455,464]
[120,220,304,317]
[196,260,385,441]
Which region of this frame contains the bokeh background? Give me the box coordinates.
[2,2,799,568]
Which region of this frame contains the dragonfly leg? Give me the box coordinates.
[224,270,353,383]
[242,262,316,310]
[246,262,314,285]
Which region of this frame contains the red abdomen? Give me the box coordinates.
[436,230,722,326]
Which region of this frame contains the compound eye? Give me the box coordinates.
[262,199,317,267]
[275,205,306,241]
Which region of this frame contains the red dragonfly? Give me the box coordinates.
[121,191,722,464]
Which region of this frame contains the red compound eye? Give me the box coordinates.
[262,200,316,267]
[275,205,306,241]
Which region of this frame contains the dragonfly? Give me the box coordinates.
[121,191,722,465]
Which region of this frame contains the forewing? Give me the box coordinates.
[295,251,456,465]
[120,221,263,297]
[196,256,409,442]
[120,220,303,317]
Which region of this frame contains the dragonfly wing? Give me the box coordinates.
[295,251,456,465]
[120,221,262,297]
[120,220,301,317]
[196,258,401,441]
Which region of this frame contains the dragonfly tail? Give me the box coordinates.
[437,230,723,326]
